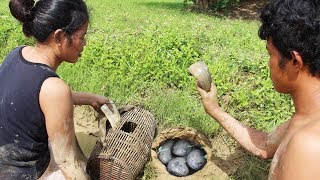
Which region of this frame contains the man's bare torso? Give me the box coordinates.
[269,131,292,179]
[268,115,320,179]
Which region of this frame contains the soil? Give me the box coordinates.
[74,105,100,158]
[215,0,269,20]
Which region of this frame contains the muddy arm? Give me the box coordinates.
[197,83,288,159]
[207,108,288,159]
[40,78,89,179]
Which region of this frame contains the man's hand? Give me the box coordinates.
[196,82,220,113]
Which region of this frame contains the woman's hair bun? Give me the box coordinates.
[9,0,35,23]
[8,0,89,41]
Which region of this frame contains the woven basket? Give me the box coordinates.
[87,106,157,180]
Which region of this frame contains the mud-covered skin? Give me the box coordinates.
[158,139,175,165]
[166,157,189,177]
[44,135,88,180]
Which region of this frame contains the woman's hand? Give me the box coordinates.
[90,94,112,115]
[196,82,220,113]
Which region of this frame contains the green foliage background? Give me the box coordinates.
[0,0,293,178]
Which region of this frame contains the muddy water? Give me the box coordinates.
[75,132,98,158]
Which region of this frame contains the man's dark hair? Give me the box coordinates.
[259,0,320,76]
[9,0,89,42]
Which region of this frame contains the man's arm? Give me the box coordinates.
[40,77,89,179]
[197,83,288,159]
[278,129,320,179]
[208,107,288,159]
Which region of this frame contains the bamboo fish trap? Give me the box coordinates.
[86,106,157,180]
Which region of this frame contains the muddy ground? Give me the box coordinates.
[216,0,269,20]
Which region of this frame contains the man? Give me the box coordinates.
[196,0,320,179]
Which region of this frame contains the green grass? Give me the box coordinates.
[0,0,294,179]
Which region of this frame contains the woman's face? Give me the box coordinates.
[61,22,88,63]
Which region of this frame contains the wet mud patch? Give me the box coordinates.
[75,132,98,158]
[74,105,100,158]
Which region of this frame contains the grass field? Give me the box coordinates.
[0,0,294,179]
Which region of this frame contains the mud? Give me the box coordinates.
[74,105,100,158]
[75,132,98,158]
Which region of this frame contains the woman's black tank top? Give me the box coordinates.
[0,46,59,179]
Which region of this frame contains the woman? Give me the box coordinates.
[0,0,109,179]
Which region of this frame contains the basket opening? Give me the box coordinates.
[120,121,137,133]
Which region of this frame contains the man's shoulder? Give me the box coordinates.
[277,122,320,179]
[288,124,320,153]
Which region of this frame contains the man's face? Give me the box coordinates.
[266,38,291,93]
